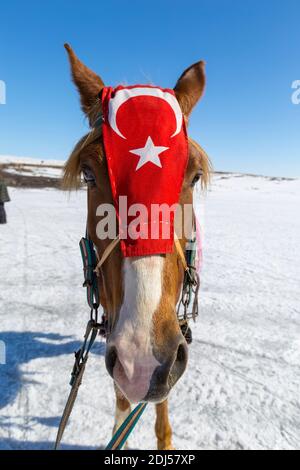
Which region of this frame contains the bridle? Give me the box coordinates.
[55,123,200,450]
[85,225,200,342]
[55,229,199,450]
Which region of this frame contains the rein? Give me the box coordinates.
[55,231,199,450]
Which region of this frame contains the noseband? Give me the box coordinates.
[82,224,199,339]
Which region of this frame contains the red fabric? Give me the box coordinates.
[101,85,188,257]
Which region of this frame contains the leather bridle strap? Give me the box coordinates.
[174,235,189,272]
[55,319,101,450]
[94,233,188,276]
[94,235,121,276]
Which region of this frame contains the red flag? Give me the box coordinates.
[101,85,188,257]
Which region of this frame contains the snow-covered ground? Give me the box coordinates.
[0,171,300,450]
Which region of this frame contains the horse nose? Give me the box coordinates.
[105,340,160,403]
[106,345,118,377]
[144,340,188,402]
[106,337,188,403]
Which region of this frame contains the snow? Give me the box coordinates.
[0,173,300,450]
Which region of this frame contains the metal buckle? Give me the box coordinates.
[177,265,200,323]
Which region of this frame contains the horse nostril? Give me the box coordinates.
[165,341,188,392]
[176,342,188,364]
[105,346,117,377]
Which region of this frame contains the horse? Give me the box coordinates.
[62,44,211,450]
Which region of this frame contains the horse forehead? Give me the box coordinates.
[122,256,164,321]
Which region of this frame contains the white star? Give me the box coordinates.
[129,136,169,171]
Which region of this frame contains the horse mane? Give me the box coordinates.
[62,130,212,191]
[189,138,212,189]
[62,127,102,190]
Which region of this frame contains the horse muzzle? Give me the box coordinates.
[105,337,188,403]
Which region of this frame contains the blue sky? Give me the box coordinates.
[0,0,299,176]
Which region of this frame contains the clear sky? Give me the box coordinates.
[0,0,299,176]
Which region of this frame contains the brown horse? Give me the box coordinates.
[63,44,210,450]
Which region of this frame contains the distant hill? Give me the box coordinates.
[0,156,64,188]
[0,155,295,188]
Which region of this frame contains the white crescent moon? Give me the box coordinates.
[108,87,183,139]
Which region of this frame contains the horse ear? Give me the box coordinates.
[64,44,104,126]
[174,61,206,117]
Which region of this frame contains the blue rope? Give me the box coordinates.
[106,403,148,450]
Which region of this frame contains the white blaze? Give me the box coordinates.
[110,256,164,398]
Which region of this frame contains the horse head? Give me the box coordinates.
[63,44,210,404]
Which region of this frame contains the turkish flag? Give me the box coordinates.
[101,85,188,257]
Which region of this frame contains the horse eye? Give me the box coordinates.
[82,166,96,186]
[191,172,202,187]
